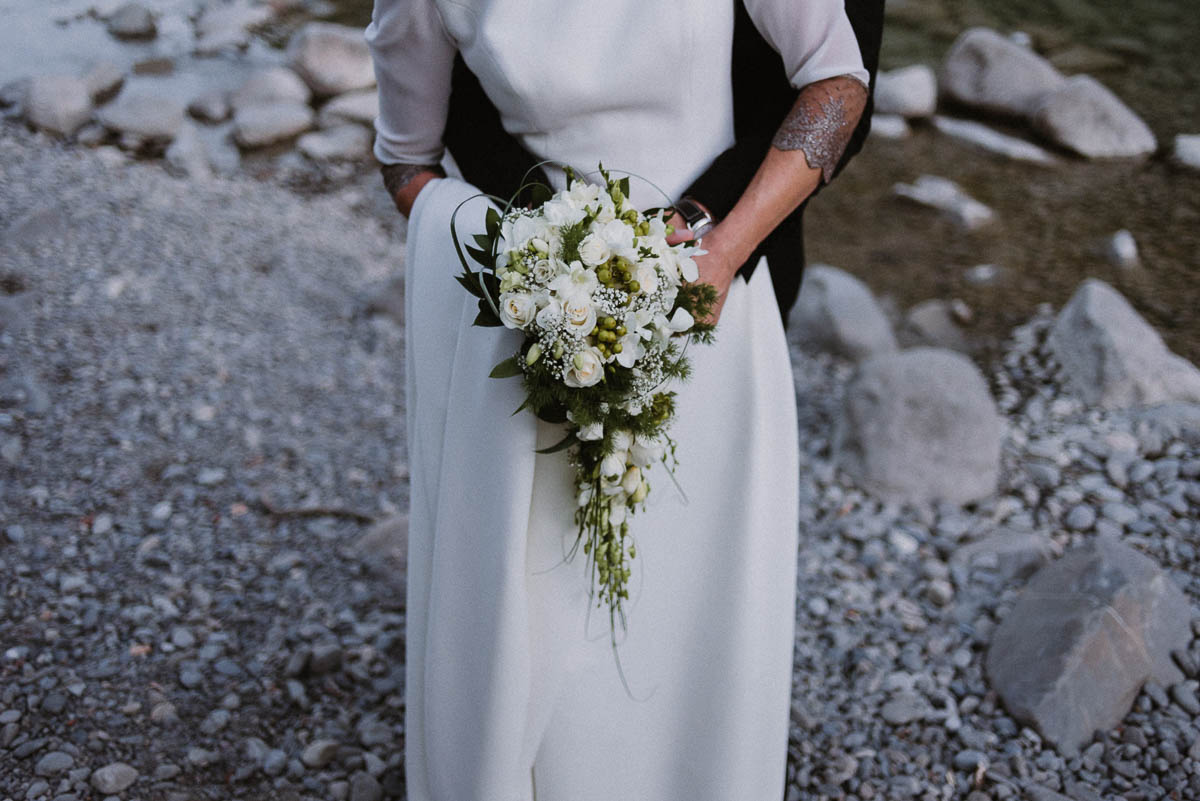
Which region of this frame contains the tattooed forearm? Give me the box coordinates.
[771,75,868,184]
[380,162,445,202]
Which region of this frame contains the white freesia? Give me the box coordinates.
[620,466,642,496]
[615,333,646,368]
[577,233,611,267]
[630,434,666,468]
[564,346,604,388]
[542,197,585,227]
[608,501,627,524]
[666,307,694,332]
[611,430,633,453]
[549,262,599,297]
[577,421,604,441]
[677,252,700,282]
[567,180,602,209]
[597,219,634,251]
[499,292,535,329]
[600,451,627,482]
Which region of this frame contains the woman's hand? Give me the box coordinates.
[666,211,742,325]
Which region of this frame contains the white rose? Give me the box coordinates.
[620,466,642,496]
[576,421,604,441]
[531,258,558,285]
[600,451,627,483]
[499,292,535,329]
[564,347,604,388]
[578,233,611,267]
[634,261,659,295]
[561,293,598,335]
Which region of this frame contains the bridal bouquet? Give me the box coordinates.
[453,165,717,630]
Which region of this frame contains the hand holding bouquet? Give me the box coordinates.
[454,165,717,632]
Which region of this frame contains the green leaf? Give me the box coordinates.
[529,183,551,207]
[472,233,492,251]
[473,305,503,327]
[485,207,502,238]
[535,432,576,454]
[488,356,522,378]
[511,397,531,416]
[455,271,484,299]
[465,245,492,267]
[619,176,630,199]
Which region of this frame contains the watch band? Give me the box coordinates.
[674,196,716,242]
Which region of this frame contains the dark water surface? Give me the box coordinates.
[335,0,1199,359]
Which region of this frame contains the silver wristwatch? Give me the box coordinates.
[673,196,715,243]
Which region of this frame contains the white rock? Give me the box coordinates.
[287,22,376,97]
[874,65,937,118]
[233,101,315,148]
[97,88,185,143]
[1032,75,1156,159]
[788,264,897,361]
[1048,279,1200,409]
[835,348,1005,505]
[931,116,1056,165]
[1104,229,1139,270]
[298,124,372,161]
[164,120,212,180]
[25,75,93,137]
[869,113,910,140]
[83,60,126,103]
[939,28,1066,119]
[892,175,995,230]
[107,2,156,39]
[964,264,1003,285]
[194,0,273,55]
[187,90,230,123]
[90,762,139,794]
[901,299,971,352]
[317,88,379,128]
[230,67,312,113]
[1172,134,1200,170]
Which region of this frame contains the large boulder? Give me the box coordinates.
[298,124,373,161]
[194,0,273,55]
[787,265,897,361]
[232,101,315,148]
[25,75,93,137]
[939,28,1066,119]
[230,67,312,113]
[987,538,1194,755]
[900,299,971,352]
[874,65,937,118]
[834,348,1005,505]
[317,89,379,128]
[96,88,186,144]
[1032,75,1157,159]
[1048,279,1200,409]
[287,22,376,98]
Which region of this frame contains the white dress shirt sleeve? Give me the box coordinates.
[364,0,457,165]
[743,0,869,90]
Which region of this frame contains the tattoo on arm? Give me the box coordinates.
[380,162,446,201]
[771,75,868,184]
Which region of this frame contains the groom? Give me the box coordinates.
[435,0,885,324]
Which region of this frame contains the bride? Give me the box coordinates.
[365,2,869,799]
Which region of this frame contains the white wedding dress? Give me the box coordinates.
[364,2,867,800]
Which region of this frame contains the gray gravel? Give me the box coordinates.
[3,119,1200,801]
